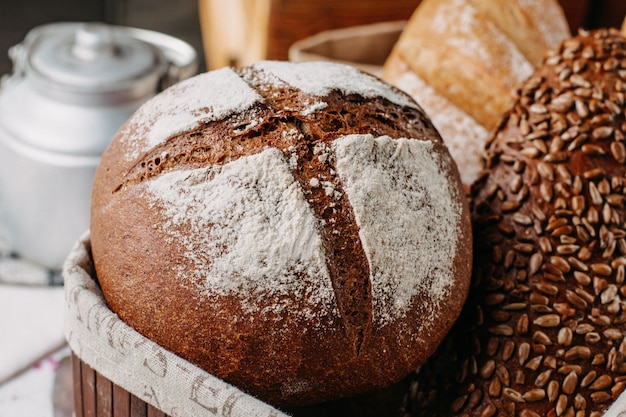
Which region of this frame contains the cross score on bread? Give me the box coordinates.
[90,61,472,406]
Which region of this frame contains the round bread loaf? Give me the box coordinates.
[90,61,472,406]
[403,29,626,417]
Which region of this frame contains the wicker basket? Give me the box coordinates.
[288,21,404,76]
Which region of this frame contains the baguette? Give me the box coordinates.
[382,0,570,187]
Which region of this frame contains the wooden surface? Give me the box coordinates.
[199,0,422,69]
[72,353,169,417]
[560,0,591,33]
[586,0,626,30]
[2,0,625,75]
[559,0,626,33]
[264,0,422,61]
[198,0,626,70]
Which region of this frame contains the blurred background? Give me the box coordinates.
[0,1,626,416]
[0,0,205,75]
[1,0,626,77]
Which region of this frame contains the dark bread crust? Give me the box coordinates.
[404,29,626,417]
[90,62,472,406]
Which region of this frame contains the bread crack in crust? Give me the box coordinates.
[91,61,472,406]
[113,65,434,357]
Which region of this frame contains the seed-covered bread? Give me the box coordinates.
[89,60,472,406]
[403,28,626,417]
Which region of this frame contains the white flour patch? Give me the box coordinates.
[333,134,461,325]
[141,132,462,327]
[391,64,489,185]
[144,147,337,322]
[120,68,262,161]
[253,60,417,109]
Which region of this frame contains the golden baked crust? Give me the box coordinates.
[90,61,472,406]
[386,0,570,130]
[403,29,626,417]
[382,0,570,190]
[389,0,535,131]
[382,49,490,189]
[470,0,570,66]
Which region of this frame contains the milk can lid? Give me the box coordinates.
[25,22,162,94]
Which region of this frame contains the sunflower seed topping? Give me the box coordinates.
[405,29,626,417]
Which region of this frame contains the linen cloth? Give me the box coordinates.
[64,231,288,417]
[61,231,626,417]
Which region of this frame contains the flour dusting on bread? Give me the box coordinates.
[145,146,337,321]
[333,134,461,324]
[120,68,262,160]
[145,134,461,325]
[430,0,533,84]
[255,60,416,109]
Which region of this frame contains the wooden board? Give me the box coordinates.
[71,353,171,417]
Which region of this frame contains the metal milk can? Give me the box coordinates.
[0,22,197,270]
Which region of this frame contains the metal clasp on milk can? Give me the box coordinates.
[0,22,197,270]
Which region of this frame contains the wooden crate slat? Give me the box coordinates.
[81,360,97,417]
[72,353,84,417]
[96,371,114,417]
[112,383,131,417]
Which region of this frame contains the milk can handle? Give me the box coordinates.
[120,26,199,90]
